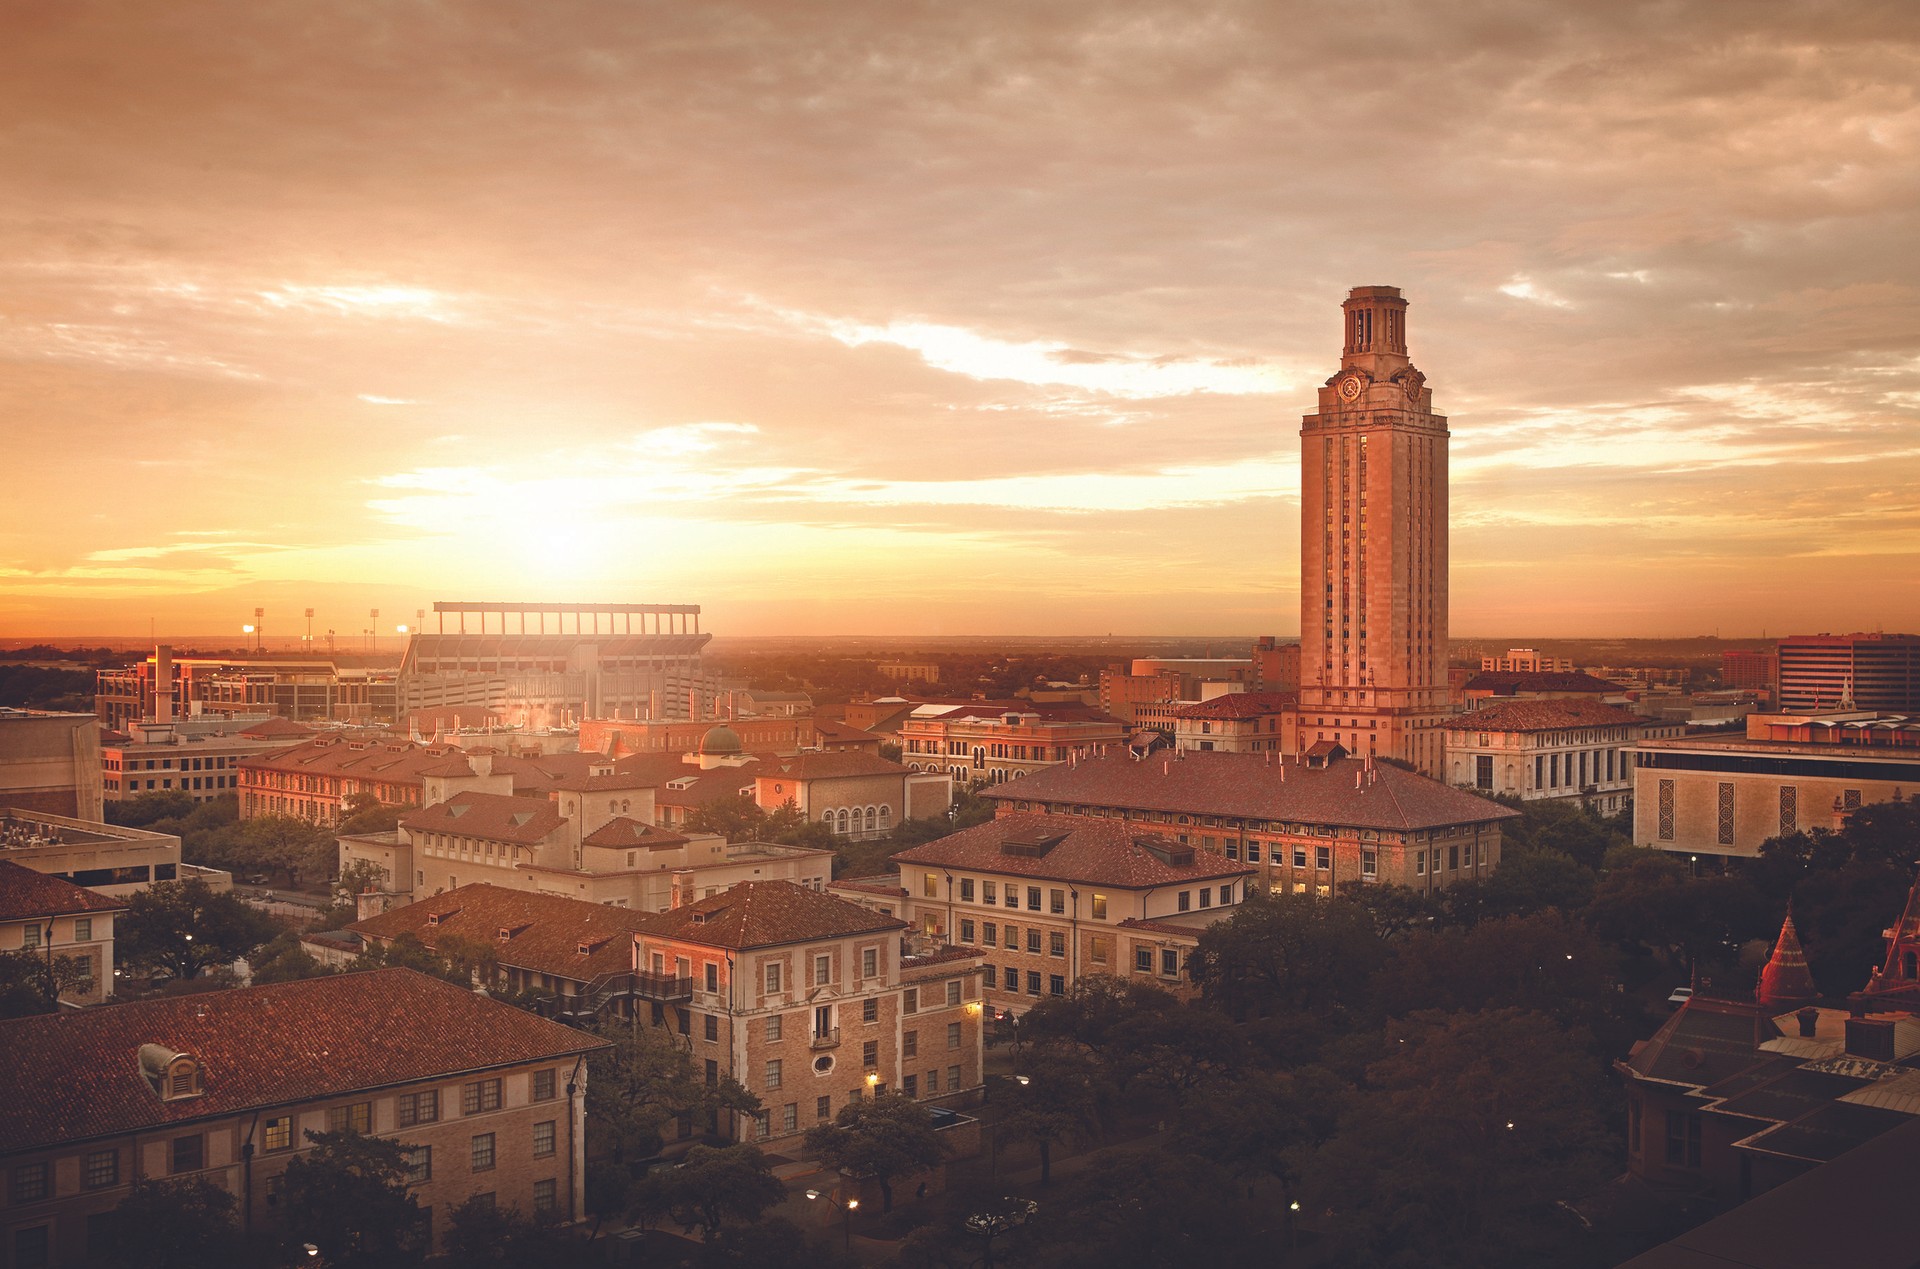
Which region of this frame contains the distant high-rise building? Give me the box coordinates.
[1775,633,1920,713]
[1298,286,1449,776]
[1479,647,1573,674]
[1721,647,1775,693]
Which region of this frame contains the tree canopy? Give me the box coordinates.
[118,878,280,979]
[278,1128,424,1268]
[804,1090,946,1213]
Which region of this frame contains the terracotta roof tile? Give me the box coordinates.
[0,860,127,922]
[0,968,606,1153]
[981,751,1517,833]
[1462,670,1619,695]
[1167,691,1299,721]
[399,792,566,844]
[756,753,910,781]
[646,881,904,950]
[581,818,689,850]
[350,884,667,982]
[890,815,1254,889]
[1452,699,1643,732]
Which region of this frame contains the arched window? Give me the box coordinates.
[878,805,892,828]
[865,806,877,832]
[836,808,851,835]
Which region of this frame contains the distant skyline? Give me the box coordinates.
[4,3,1919,639]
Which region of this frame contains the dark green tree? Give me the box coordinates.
[584,1020,760,1162]
[279,1129,423,1268]
[1188,889,1386,1020]
[0,947,95,1017]
[442,1195,576,1268]
[94,1178,242,1269]
[656,1143,786,1238]
[998,1050,1102,1185]
[119,878,280,979]
[248,931,333,984]
[805,1090,946,1213]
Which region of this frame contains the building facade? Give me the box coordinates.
[1444,698,1644,813]
[0,969,606,1266]
[899,706,1128,787]
[1775,633,1920,713]
[881,816,1255,1016]
[0,710,103,823]
[1478,648,1573,674]
[1298,286,1450,776]
[0,861,124,1006]
[1165,691,1298,754]
[101,720,306,805]
[0,808,227,898]
[95,645,396,728]
[1632,710,1920,861]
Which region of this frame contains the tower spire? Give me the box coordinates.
[1756,904,1819,1014]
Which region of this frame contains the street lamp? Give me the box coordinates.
[805,1189,860,1254]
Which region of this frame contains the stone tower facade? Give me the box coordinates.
[1298,286,1449,777]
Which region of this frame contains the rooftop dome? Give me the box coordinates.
[699,724,744,756]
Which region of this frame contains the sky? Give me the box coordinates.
[3,0,1918,641]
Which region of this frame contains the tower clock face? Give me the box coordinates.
[1338,373,1365,402]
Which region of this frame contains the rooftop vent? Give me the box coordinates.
[1134,834,1195,867]
[427,906,459,926]
[1001,828,1070,858]
[138,1045,205,1102]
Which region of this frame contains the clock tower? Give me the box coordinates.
[1298,285,1449,776]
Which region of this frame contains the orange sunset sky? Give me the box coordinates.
[3,2,1918,640]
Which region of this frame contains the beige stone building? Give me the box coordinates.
[630,881,986,1144]
[1444,697,1644,813]
[1165,691,1298,755]
[750,751,951,838]
[876,816,1255,1015]
[1634,710,1920,862]
[0,808,228,897]
[0,969,607,1265]
[984,747,1515,896]
[0,861,125,1006]
[899,705,1127,788]
[1297,287,1450,776]
[101,718,307,805]
[0,709,102,823]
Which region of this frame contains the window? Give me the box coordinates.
[862,948,877,978]
[12,1226,48,1269]
[766,1014,784,1042]
[903,1074,919,1098]
[704,1059,718,1086]
[765,962,782,994]
[678,1009,691,1036]
[406,1146,432,1184]
[905,987,919,1014]
[170,1134,203,1174]
[984,965,998,988]
[905,1030,919,1058]
[83,1150,118,1189]
[533,1120,556,1159]
[1049,975,1065,996]
[705,963,719,992]
[1315,846,1330,871]
[11,1163,49,1202]
[982,881,997,904]
[926,1068,940,1093]
[1049,889,1066,914]
[1361,849,1377,879]
[264,1115,294,1151]
[1090,894,1107,920]
[471,1133,497,1172]
[1198,888,1211,908]
[1416,851,1426,876]
[1005,964,1019,989]
[533,1178,556,1213]
[704,1014,719,1042]
[861,998,878,1024]
[1004,924,1018,949]
[1248,841,1262,862]
[1090,936,1110,965]
[1160,949,1180,977]
[1026,929,1042,954]
[782,1103,798,1133]
[1293,847,1307,869]
[1048,932,1066,958]
[949,1064,961,1090]
[22,924,38,949]
[1135,947,1153,972]
[1026,886,1042,911]
[463,1079,502,1115]
[960,878,975,902]
[815,955,833,986]
[398,1090,439,1127]
[959,919,975,943]
[983,920,998,945]
[74,918,92,941]
[1178,890,1191,912]
[923,871,939,897]
[766,1059,783,1090]
[1665,1111,1701,1168]
[817,1095,832,1121]
[1026,971,1041,996]
[533,1068,556,1102]
[863,1040,879,1068]
[946,979,962,1006]
[948,1021,963,1048]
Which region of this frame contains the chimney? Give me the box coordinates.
[1796,1007,1819,1038]
[154,645,174,723]
[689,689,704,723]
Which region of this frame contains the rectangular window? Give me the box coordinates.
[1049,975,1065,996]
[1026,971,1041,996]
[947,1021,962,1049]
[1090,894,1107,920]
[817,1095,832,1121]
[1665,1112,1702,1168]
[906,1029,920,1058]
[170,1135,203,1174]
[1416,851,1426,875]
[862,998,878,1024]
[1005,964,1019,989]
[766,1014,784,1043]
[1135,947,1153,972]
[533,1178,556,1213]
[533,1069,556,1101]
[1049,889,1066,914]
[982,881,997,904]
[904,988,918,1014]
[22,925,39,949]
[1293,847,1307,869]
[1024,928,1041,954]
[264,1116,293,1151]
[1048,932,1066,958]
[903,1073,919,1098]
[1248,840,1262,862]
[924,872,939,897]
[1026,886,1042,911]
[1198,888,1211,908]
[83,1150,118,1189]
[983,965,998,988]
[705,963,719,992]
[960,878,975,902]
[862,948,877,978]
[463,1079,502,1115]
[765,962,782,994]
[705,1014,719,1042]
[926,1068,940,1093]
[1361,849,1377,879]
[1315,846,1330,871]
[949,1064,961,1090]
[815,955,832,986]
[406,1146,432,1184]
[1090,936,1109,965]
[946,980,961,1006]
[10,1163,49,1202]
[1160,950,1180,977]
[1717,782,1736,846]
[1178,890,1191,912]
[863,1040,879,1068]
[766,1060,783,1090]
[1003,924,1018,949]
[74,918,92,942]
[783,1103,798,1134]
[959,919,975,944]
[469,1132,495,1171]
[398,1090,440,1127]
[705,1059,718,1086]
[983,921,997,945]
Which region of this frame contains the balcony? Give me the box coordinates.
[810,1027,841,1050]
[633,971,694,1002]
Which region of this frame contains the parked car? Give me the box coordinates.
[1667,986,1694,1006]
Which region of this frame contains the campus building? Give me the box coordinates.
[95,645,397,728]
[1163,691,1297,755]
[0,808,228,898]
[0,861,125,1006]
[0,709,103,823]
[899,704,1127,787]
[0,969,607,1265]
[1775,633,1920,714]
[1443,698,1644,813]
[101,718,308,805]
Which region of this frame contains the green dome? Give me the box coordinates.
[699,724,744,756]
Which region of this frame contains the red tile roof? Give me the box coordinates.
[0,968,606,1153]
[1452,698,1644,732]
[611,753,765,807]
[755,753,910,782]
[581,817,690,850]
[981,751,1517,833]
[399,792,566,844]
[350,884,665,983]
[890,815,1254,889]
[1462,671,1619,695]
[0,860,127,922]
[645,881,904,950]
[813,720,884,745]
[1167,691,1298,721]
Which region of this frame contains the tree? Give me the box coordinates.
[279,1129,423,1268]
[1188,889,1386,1021]
[585,1020,760,1162]
[119,878,280,979]
[442,1195,577,1268]
[93,1178,242,1269]
[1017,1146,1264,1268]
[1173,1065,1344,1198]
[687,797,771,842]
[998,1051,1102,1184]
[242,814,337,888]
[805,1091,947,1213]
[656,1143,786,1238]
[104,789,198,828]
[248,930,333,984]
[0,947,94,1017]
[338,792,403,837]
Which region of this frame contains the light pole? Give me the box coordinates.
[805,1189,859,1254]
